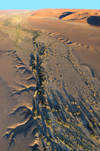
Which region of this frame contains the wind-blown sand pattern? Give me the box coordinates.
[0,9,100,151]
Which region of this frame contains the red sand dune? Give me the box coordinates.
[62,9,100,23]
[29,8,100,25]
[0,9,30,13]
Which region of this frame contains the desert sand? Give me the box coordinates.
[0,9,100,151]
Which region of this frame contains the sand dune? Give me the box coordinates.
[61,9,100,25]
[29,8,100,27]
[0,9,100,151]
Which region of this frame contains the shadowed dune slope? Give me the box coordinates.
[59,11,75,19]
[87,16,100,26]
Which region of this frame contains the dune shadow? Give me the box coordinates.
[87,16,100,26]
[3,115,35,149]
[68,18,77,21]
[31,13,37,16]
[59,12,74,19]
[10,86,36,97]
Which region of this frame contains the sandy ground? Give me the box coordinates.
[0,9,100,151]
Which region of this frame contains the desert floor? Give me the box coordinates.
[0,9,100,151]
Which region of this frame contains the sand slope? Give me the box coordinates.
[0,10,100,151]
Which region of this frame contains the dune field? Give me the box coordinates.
[0,9,100,151]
